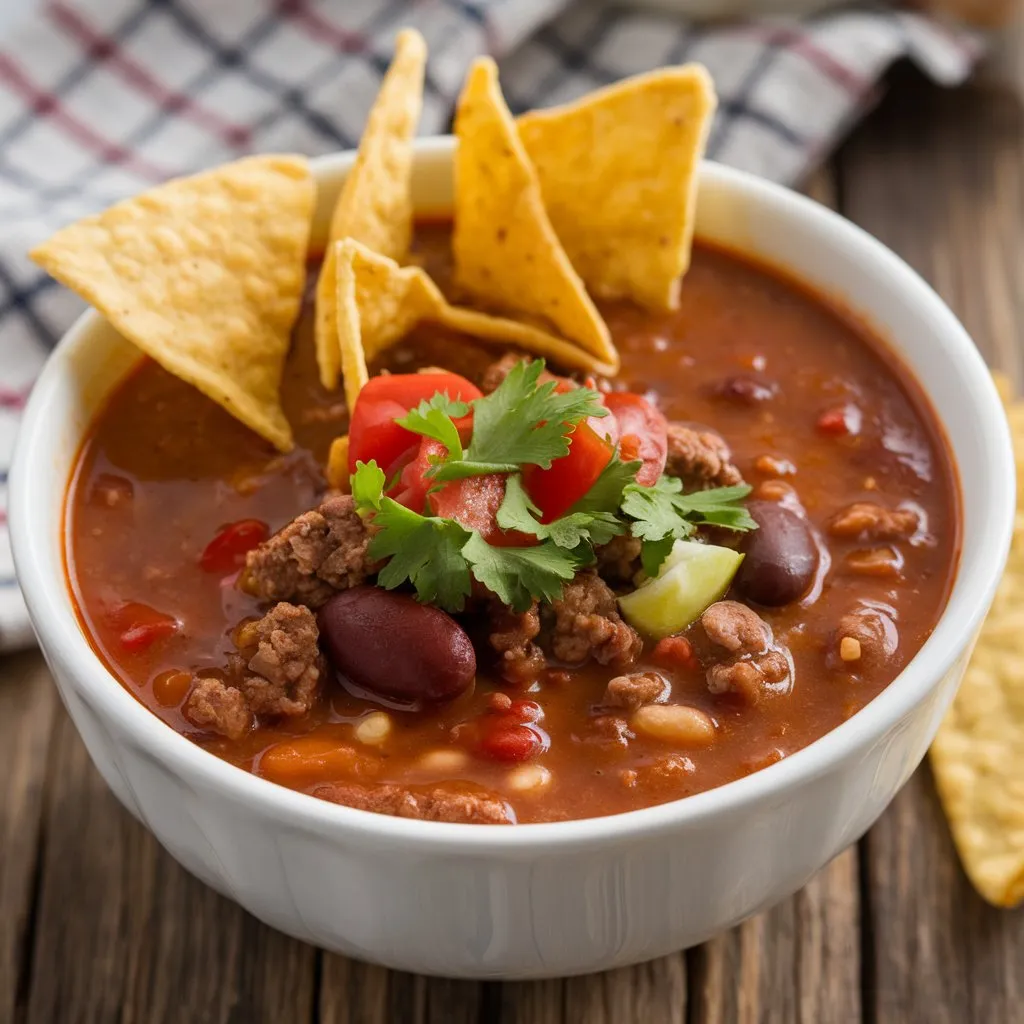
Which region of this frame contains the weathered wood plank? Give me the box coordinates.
[839,71,1024,1024]
[0,652,58,1024]
[318,958,485,1024]
[688,849,860,1024]
[21,706,316,1024]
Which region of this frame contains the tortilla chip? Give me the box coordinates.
[930,372,1024,908]
[31,155,314,451]
[518,65,716,311]
[315,28,426,391]
[453,58,618,372]
[326,435,351,492]
[335,239,617,411]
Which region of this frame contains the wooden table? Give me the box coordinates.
[2,68,1023,1024]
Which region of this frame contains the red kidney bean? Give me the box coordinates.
[318,587,476,703]
[735,501,819,607]
[715,375,777,405]
[479,724,542,762]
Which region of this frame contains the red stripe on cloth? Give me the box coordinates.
[0,386,28,411]
[50,2,252,149]
[275,0,368,54]
[744,24,868,95]
[0,54,169,180]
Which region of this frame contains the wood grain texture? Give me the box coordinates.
[20,709,316,1024]
[0,652,57,1024]
[840,71,1024,1024]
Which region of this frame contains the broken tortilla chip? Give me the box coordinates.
[336,239,617,411]
[31,155,314,452]
[327,435,351,492]
[453,58,618,372]
[929,371,1024,908]
[518,65,716,312]
[315,28,426,391]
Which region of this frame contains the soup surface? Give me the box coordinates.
[66,227,960,824]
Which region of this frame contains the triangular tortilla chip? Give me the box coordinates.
[452,58,618,372]
[929,373,1024,908]
[517,65,716,311]
[335,239,617,412]
[315,28,426,391]
[31,155,314,452]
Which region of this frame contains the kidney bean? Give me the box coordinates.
[479,724,542,763]
[735,501,818,607]
[715,375,777,405]
[318,587,476,703]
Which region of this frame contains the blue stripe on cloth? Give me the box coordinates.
[705,35,807,159]
[0,260,57,347]
[0,3,153,163]
[0,275,57,333]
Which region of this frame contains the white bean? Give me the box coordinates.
[631,704,716,746]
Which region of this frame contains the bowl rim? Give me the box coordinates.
[10,139,1015,854]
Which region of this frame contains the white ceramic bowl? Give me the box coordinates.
[10,139,1014,979]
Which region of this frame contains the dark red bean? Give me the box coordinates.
[735,501,818,607]
[479,724,542,762]
[715,376,777,405]
[318,587,476,703]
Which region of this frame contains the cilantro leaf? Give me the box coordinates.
[351,460,473,611]
[351,460,386,509]
[497,474,623,549]
[395,392,469,460]
[640,537,676,578]
[672,484,758,531]
[570,454,643,514]
[431,360,607,482]
[621,476,755,575]
[621,475,695,543]
[463,532,580,612]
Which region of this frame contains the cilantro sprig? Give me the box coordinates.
[350,360,757,612]
[394,360,608,483]
[353,460,582,613]
[620,476,756,575]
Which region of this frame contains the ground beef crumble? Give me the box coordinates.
[595,534,642,584]
[547,572,642,668]
[183,603,323,738]
[665,423,743,489]
[828,502,920,541]
[239,494,377,609]
[183,677,251,740]
[487,600,547,684]
[603,671,670,710]
[314,781,514,824]
[697,600,791,703]
[234,602,323,717]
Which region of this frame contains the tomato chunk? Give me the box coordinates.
[109,602,180,653]
[816,403,862,437]
[604,392,668,486]
[523,419,614,523]
[348,372,482,473]
[199,518,269,574]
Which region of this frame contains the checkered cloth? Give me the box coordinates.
[0,0,982,651]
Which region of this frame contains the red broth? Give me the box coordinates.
[65,232,960,823]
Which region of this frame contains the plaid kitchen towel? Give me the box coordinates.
[0,0,981,652]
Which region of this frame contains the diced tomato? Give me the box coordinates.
[348,372,482,472]
[604,392,668,486]
[523,419,614,523]
[199,518,269,574]
[816,403,862,437]
[429,472,510,544]
[653,635,701,672]
[392,434,532,546]
[109,601,180,653]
